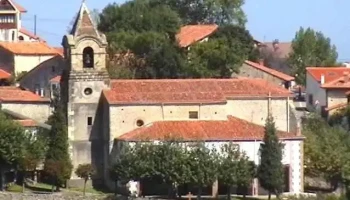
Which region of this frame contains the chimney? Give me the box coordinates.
[258,59,264,65]
[320,74,325,84]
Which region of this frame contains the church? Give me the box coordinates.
[0,1,304,196]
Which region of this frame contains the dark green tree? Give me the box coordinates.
[257,115,284,200]
[43,91,72,191]
[218,142,255,200]
[288,27,338,85]
[75,164,95,196]
[187,142,218,199]
[0,111,26,191]
[149,0,246,26]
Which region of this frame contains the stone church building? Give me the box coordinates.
[0,2,304,196]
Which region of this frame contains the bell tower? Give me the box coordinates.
[61,1,110,183]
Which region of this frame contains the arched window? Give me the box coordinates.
[18,36,24,41]
[82,47,94,68]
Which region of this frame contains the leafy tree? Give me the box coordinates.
[258,115,284,200]
[43,91,72,191]
[303,114,350,191]
[187,142,218,199]
[0,111,26,191]
[149,0,246,26]
[288,27,338,85]
[75,164,95,196]
[218,142,255,200]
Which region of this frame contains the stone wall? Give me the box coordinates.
[0,192,113,200]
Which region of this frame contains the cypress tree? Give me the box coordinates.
[257,115,284,200]
[43,89,72,191]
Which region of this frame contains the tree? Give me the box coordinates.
[288,27,338,85]
[187,142,218,199]
[303,114,350,191]
[258,115,284,200]
[0,111,26,191]
[218,142,255,200]
[75,164,95,196]
[149,0,246,26]
[43,91,72,191]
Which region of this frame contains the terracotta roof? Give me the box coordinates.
[0,42,59,55]
[50,75,61,82]
[306,67,350,83]
[15,119,37,127]
[53,47,64,57]
[262,42,292,58]
[321,71,350,89]
[176,24,218,48]
[104,78,293,105]
[9,0,26,12]
[325,102,348,112]
[0,69,11,79]
[19,28,44,41]
[0,87,49,102]
[244,60,295,81]
[118,116,302,141]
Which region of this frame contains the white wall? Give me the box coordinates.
[306,73,326,111]
[2,102,51,123]
[14,55,54,74]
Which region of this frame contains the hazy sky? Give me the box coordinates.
[17,0,350,61]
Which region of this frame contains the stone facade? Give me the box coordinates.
[2,102,51,123]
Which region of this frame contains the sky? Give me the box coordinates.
[17,0,350,62]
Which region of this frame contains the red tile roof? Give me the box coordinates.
[0,42,59,55]
[19,28,44,41]
[306,67,350,83]
[53,47,64,57]
[118,116,302,141]
[321,71,350,89]
[0,69,11,79]
[50,75,61,83]
[15,119,37,127]
[176,24,218,48]
[104,78,293,105]
[244,60,295,81]
[0,87,49,102]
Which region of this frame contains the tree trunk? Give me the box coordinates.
[227,185,231,200]
[51,178,55,193]
[0,169,5,191]
[83,179,87,196]
[197,186,202,200]
[268,192,271,200]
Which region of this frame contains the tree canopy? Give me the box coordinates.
[288,27,338,85]
[98,0,256,79]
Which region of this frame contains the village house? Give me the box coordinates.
[305,66,350,116]
[237,60,295,90]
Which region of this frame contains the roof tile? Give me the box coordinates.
[15,119,37,127]
[0,87,49,102]
[118,116,301,141]
[19,28,44,41]
[0,41,59,55]
[11,0,26,12]
[306,67,350,83]
[0,69,11,79]
[244,60,294,81]
[176,24,218,47]
[104,78,293,105]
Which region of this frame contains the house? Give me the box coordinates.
[305,67,350,115]
[19,55,66,98]
[0,0,43,42]
[258,40,293,75]
[237,60,295,90]
[0,41,62,75]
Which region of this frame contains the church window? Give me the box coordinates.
[84,88,93,95]
[189,111,198,119]
[82,47,94,68]
[18,36,23,41]
[136,119,144,127]
[87,117,93,126]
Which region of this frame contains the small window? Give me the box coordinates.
[52,66,55,72]
[189,111,198,119]
[87,117,93,126]
[84,88,93,95]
